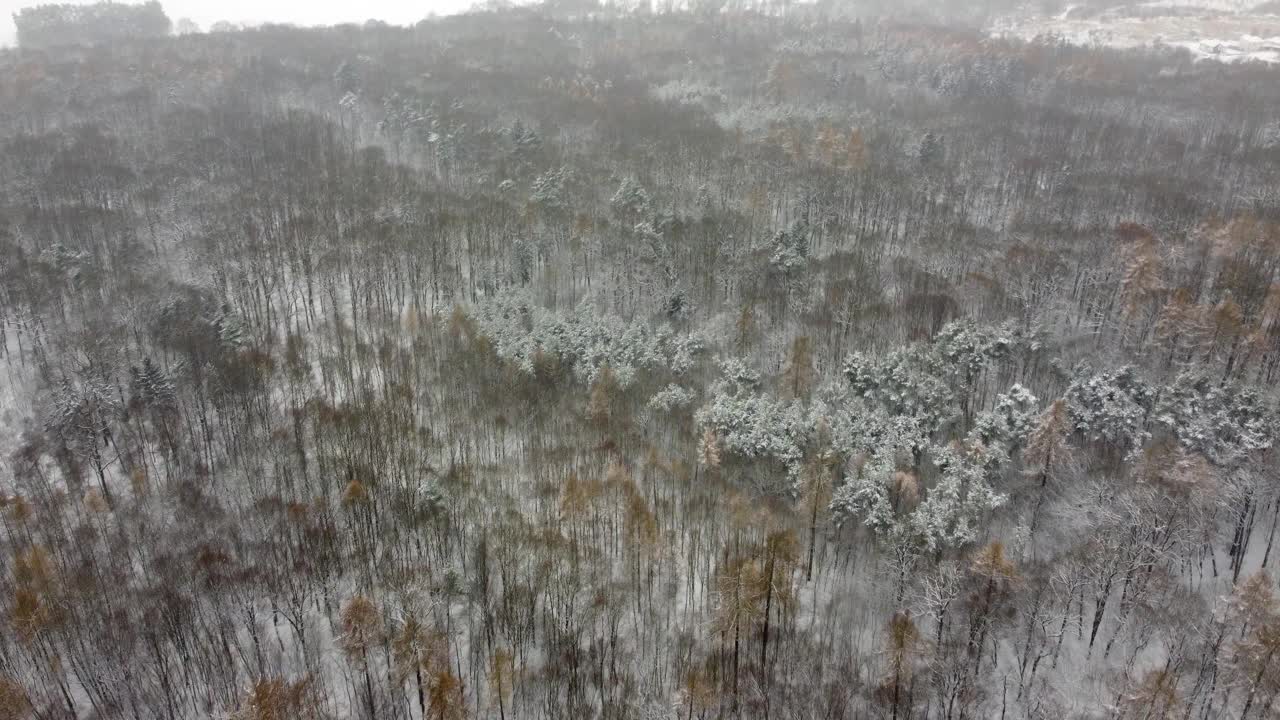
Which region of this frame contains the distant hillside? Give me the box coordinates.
[14,0,170,48]
[993,0,1280,63]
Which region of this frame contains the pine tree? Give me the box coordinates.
[1063,364,1154,457]
[233,677,326,720]
[769,221,810,276]
[1153,373,1271,468]
[911,443,1006,552]
[734,302,757,355]
[11,546,59,643]
[1229,573,1280,719]
[609,177,651,223]
[798,455,834,581]
[489,648,515,720]
[0,676,32,720]
[427,668,465,720]
[1119,234,1163,314]
[968,384,1037,453]
[846,127,868,169]
[680,668,716,720]
[530,166,570,214]
[696,360,810,476]
[47,375,121,503]
[130,358,176,412]
[334,59,361,94]
[713,554,764,713]
[340,596,384,720]
[782,335,814,401]
[214,303,248,350]
[879,612,927,720]
[698,428,721,470]
[587,364,619,426]
[754,528,798,677]
[1121,669,1181,720]
[919,132,944,168]
[393,615,449,720]
[1022,399,1075,544]
[1154,289,1211,362]
[965,542,1019,674]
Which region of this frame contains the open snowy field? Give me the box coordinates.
[991,1,1280,62]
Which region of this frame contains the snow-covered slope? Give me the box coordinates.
[991,1,1280,63]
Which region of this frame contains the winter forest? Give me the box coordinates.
[1,0,1280,718]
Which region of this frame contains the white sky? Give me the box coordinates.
[0,0,477,46]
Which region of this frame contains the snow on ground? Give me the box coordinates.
[0,324,38,491]
[991,1,1280,63]
[1139,0,1263,11]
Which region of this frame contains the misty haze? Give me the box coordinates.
[0,0,1279,719]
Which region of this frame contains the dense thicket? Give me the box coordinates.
[0,2,1279,719]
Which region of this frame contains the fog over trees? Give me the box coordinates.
[1,1,1279,718]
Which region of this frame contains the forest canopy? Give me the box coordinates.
[0,1,1279,719]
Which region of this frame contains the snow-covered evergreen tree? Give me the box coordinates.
[213,303,248,351]
[471,291,707,389]
[1152,373,1272,468]
[769,221,810,275]
[844,346,957,434]
[530,166,571,213]
[968,384,1037,454]
[831,433,1005,554]
[610,176,651,223]
[830,420,924,537]
[1064,364,1154,454]
[130,358,177,412]
[648,384,695,413]
[696,358,811,472]
[910,442,1006,552]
